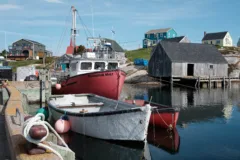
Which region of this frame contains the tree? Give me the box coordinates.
[75,45,86,55]
[0,50,8,58]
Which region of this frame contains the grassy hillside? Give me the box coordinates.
[125,48,152,62]
[8,57,56,72]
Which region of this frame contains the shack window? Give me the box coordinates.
[81,62,92,70]
[108,63,118,69]
[210,65,213,69]
[94,62,105,70]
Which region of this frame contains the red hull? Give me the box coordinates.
[124,100,179,129]
[52,70,126,100]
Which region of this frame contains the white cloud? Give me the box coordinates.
[44,0,64,4]
[104,2,112,7]
[0,4,22,11]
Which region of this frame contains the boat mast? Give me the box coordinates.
[71,6,77,53]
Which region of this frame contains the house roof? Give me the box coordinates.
[202,32,228,41]
[154,41,227,64]
[146,28,171,34]
[14,39,45,46]
[102,38,124,52]
[162,36,185,42]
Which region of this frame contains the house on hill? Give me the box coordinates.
[143,28,177,48]
[202,31,233,47]
[148,41,228,78]
[162,36,190,43]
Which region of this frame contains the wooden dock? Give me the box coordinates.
[171,76,240,89]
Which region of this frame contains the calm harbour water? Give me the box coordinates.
[68,84,240,160]
[27,84,240,160]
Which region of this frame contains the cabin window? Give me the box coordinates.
[81,62,92,70]
[94,62,105,70]
[70,63,77,71]
[108,63,118,69]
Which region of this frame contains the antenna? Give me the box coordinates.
[91,0,95,37]
[71,6,77,49]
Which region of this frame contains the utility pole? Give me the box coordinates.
[4,31,7,60]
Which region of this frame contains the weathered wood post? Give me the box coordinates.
[209,75,211,88]
[223,76,225,88]
[198,77,200,89]
[229,77,231,88]
[40,79,42,108]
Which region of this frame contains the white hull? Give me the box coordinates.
[49,107,151,141]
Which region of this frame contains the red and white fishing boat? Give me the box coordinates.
[52,6,126,100]
[125,100,180,129]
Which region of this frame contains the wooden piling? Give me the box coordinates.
[223,77,225,88]
[198,77,200,89]
[209,75,211,88]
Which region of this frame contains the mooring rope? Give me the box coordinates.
[23,113,71,160]
[155,109,173,130]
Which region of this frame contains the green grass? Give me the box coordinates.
[8,57,56,72]
[125,48,152,62]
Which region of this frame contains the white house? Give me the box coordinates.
[202,31,233,47]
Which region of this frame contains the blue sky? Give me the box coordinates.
[0,0,239,56]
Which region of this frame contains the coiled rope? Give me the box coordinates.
[23,113,71,160]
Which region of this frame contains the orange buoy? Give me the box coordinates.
[54,119,70,134]
[55,84,61,90]
[35,70,39,77]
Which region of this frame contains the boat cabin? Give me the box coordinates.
[69,58,119,77]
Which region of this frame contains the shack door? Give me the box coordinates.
[187,64,194,76]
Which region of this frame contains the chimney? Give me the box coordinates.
[204,31,207,36]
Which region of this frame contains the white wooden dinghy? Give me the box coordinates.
[48,94,152,141]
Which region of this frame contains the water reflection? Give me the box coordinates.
[147,127,180,155]
[64,126,179,160]
[68,132,150,160]
[121,84,240,125]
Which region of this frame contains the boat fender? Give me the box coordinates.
[55,83,61,90]
[36,107,49,120]
[29,125,48,140]
[25,142,46,155]
[54,114,70,134]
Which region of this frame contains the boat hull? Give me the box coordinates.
[125,100,179,129]
[48,104,151,141]
[52,69,126,100]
